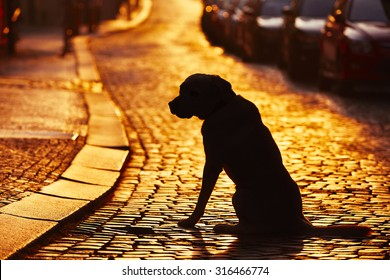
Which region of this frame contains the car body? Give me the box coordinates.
[233,0,261,59]
[205,0,239,46]
[318,0,390,92]
[280,0,335,78]
[238,0,290,61]
[223,0,249,52]
[201,0,221,44]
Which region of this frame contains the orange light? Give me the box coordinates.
[205,5,213,13]
[11,8,21,22]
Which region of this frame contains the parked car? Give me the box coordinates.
[280,0,335,79]
[209,0,240,46]
[233,0,260,60]
[237,0,290,61]
[223,0,249,52]
[201,0,221,44]
[318,0,390,93]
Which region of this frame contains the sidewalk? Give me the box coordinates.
[0,0,152,259]
[0,25,86,209]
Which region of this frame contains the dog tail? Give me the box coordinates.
[310,225,372,237]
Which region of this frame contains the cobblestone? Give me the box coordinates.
[0,137,85,207]
[0,78,88,208]
[18,0,390,260]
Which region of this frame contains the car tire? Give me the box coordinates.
[317,74,331,91]
[287,57,300,80]
[334,80,353,95]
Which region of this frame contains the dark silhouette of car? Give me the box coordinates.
[280,0,335,79]
[203,0,240,46]
[223,0,250,52]
[318,0,390,93]
[237,0,290,61]
[201,0,224,45]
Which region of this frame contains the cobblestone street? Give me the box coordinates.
[20,0,390,260]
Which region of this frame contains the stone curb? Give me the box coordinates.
[0,0,152,260]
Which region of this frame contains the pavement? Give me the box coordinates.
[11,0,389,262]
[0,0,152,259]
[1,0,389,261]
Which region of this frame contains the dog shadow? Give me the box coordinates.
[187,228,306,260]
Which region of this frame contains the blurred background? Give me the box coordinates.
[0,0,140,56]
[201,0,390,94]
[1,0,389,95]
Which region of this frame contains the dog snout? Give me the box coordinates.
[168,96,193,119]
[169,98,179,114]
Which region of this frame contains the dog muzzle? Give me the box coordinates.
[168,98,194,119]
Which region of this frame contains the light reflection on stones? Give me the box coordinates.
[20,0,390,260]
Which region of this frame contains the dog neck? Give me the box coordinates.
[206,95,237,119]
[212,100,229,114]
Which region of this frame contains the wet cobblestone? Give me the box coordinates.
[0,78,88,207]
[19,0,389,260]
[0,137,85,207]
[0,77,103,93]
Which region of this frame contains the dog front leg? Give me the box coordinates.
[178,162,222,228]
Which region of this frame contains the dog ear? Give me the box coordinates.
[210,75,236,101]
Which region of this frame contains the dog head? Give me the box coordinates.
[169,73,236,120]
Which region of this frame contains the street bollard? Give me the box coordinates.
[5,0,21,55]
[62,0,82,56]
[86,0,101,33]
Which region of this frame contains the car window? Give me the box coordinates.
[260,0,290,16]
[220,0,233,9]
[349,0,390,23]
[300,0,335,18]
[237,0,249,9]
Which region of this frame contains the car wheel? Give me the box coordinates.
[317,74,331,91]
[334,80,353,95]
[255,43,266,63]
[241,44,254,62]
[287,57,300,80]
[277,53,285,68]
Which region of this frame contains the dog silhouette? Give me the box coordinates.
[169,73,371,236]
